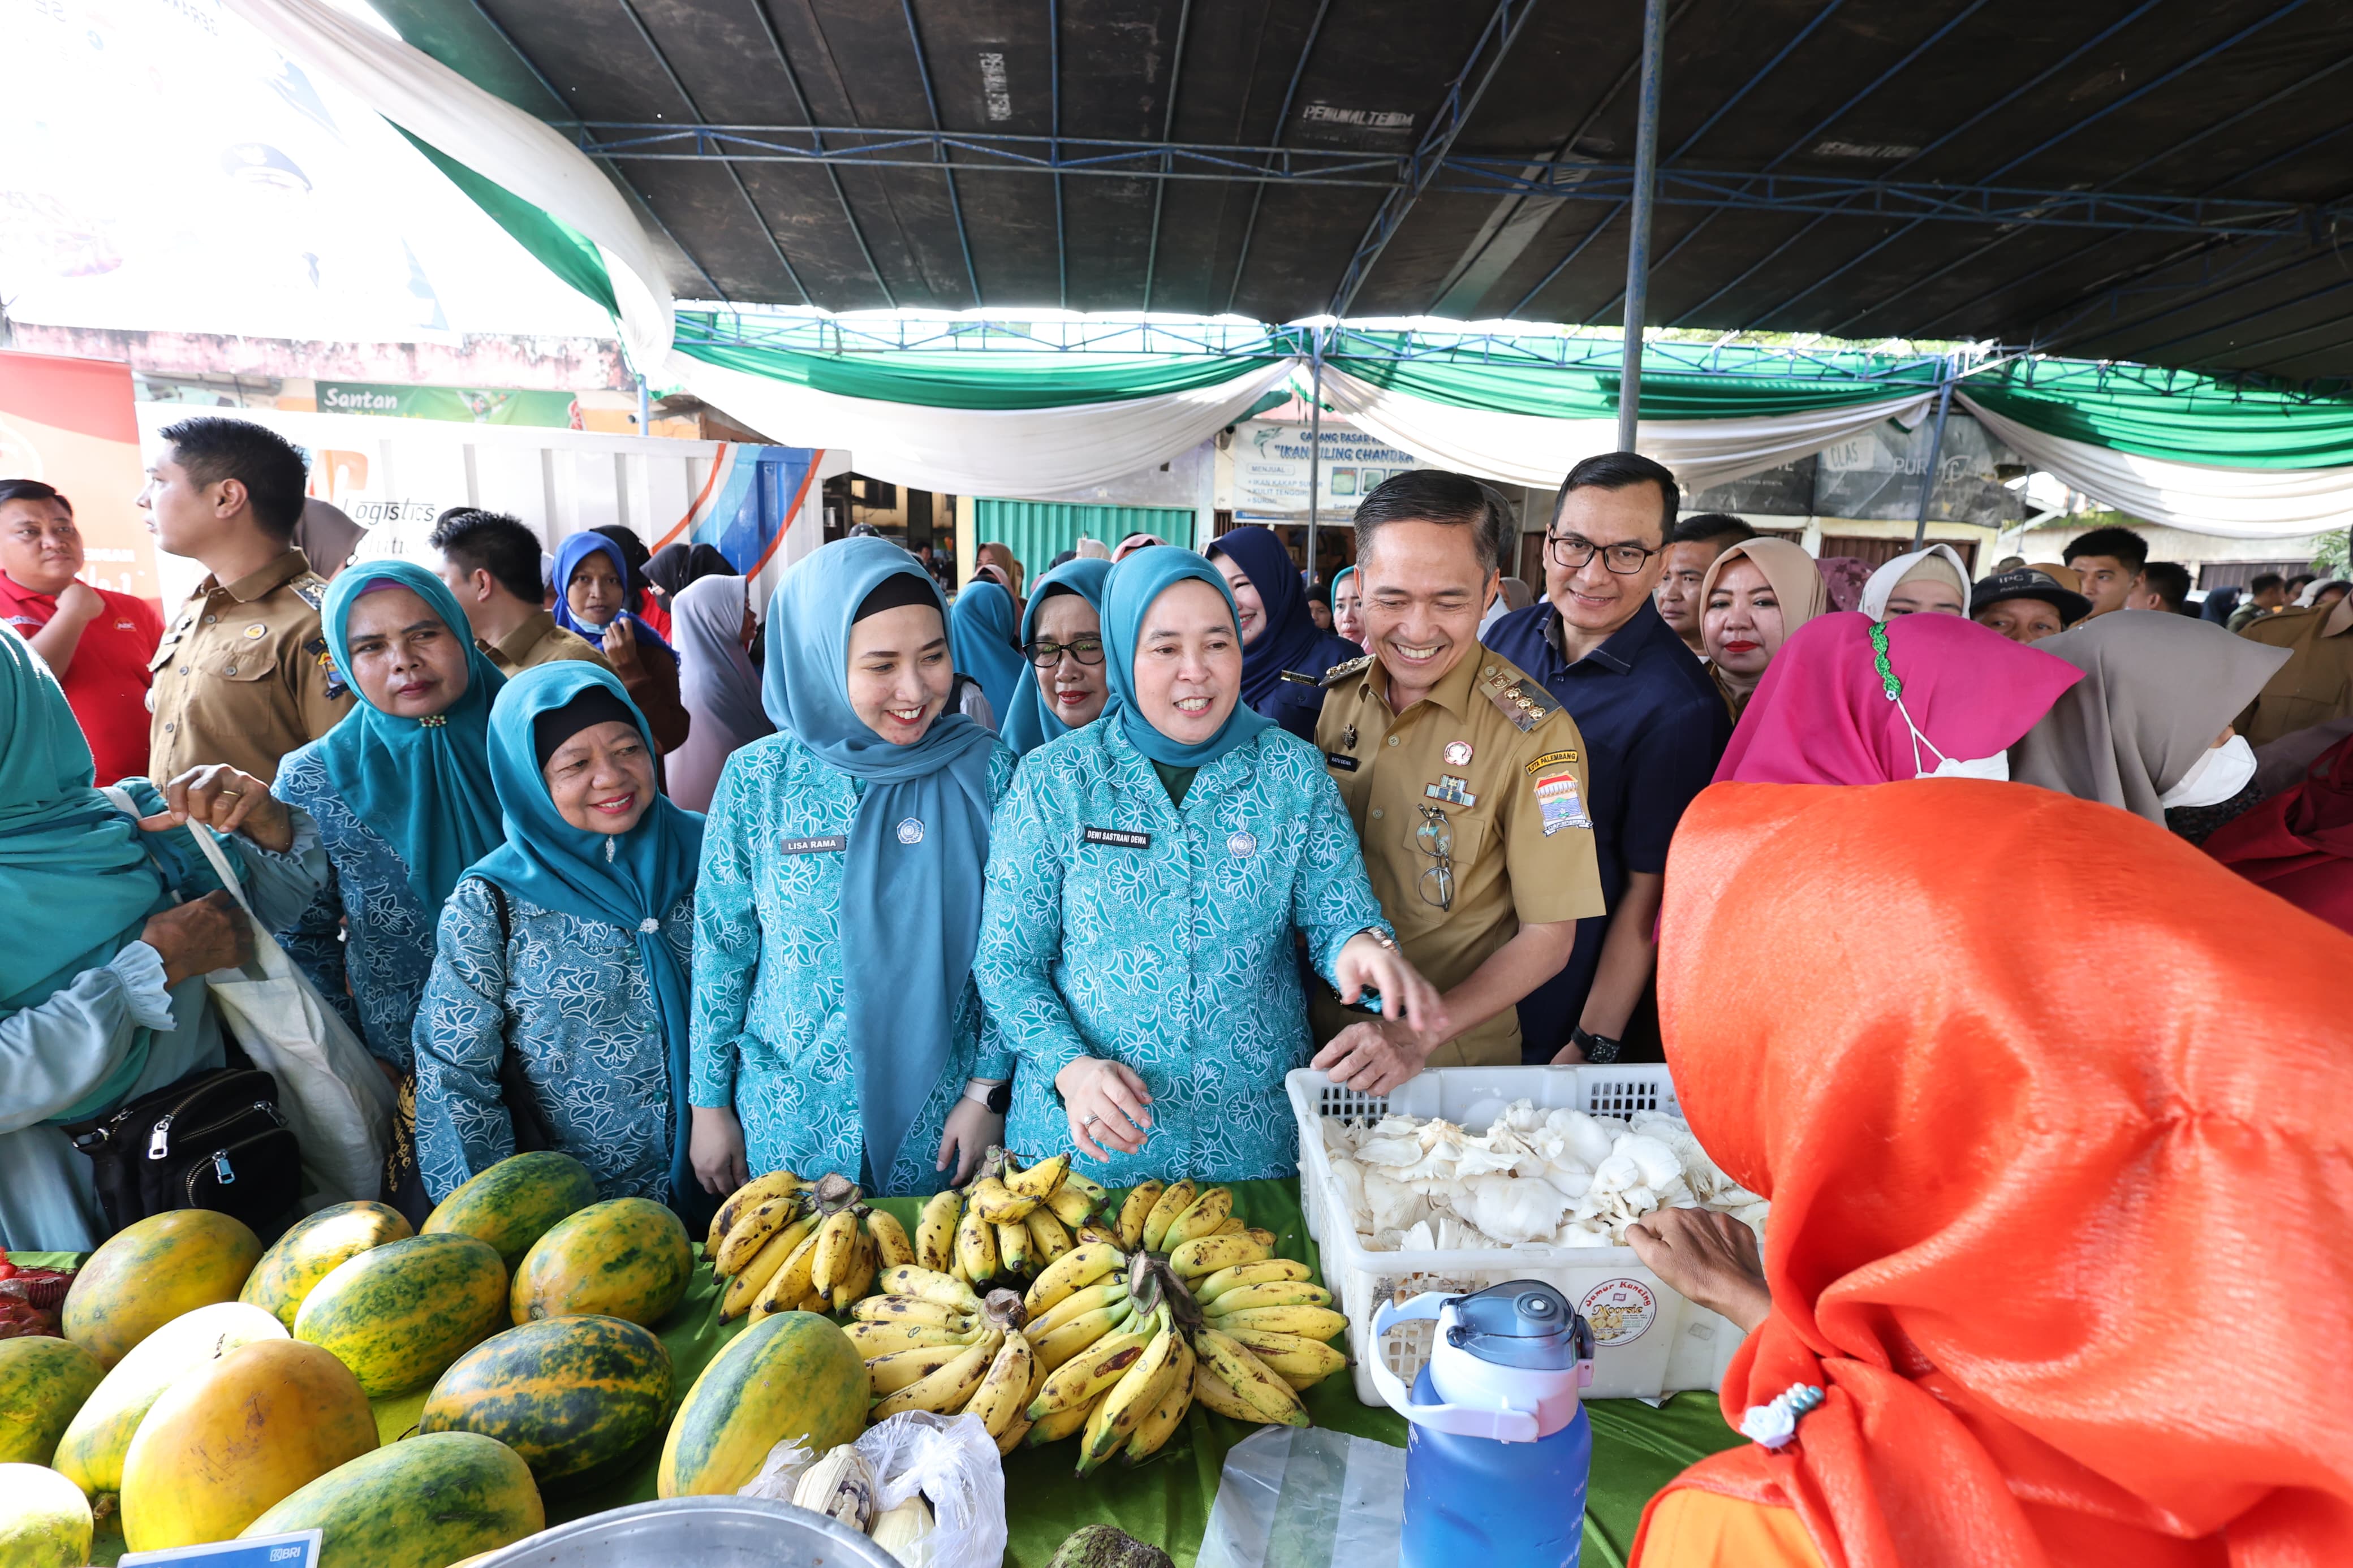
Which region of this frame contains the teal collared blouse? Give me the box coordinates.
[975,717,1388,1183]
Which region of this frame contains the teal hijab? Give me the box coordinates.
[317,561,505,910]
[1101,548,1274,768]
[762,538,1001,1189]
[947,578,1028,725]
[467,663,705,1211]
[1001,557,1111,756]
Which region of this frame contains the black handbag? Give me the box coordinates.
[67,1066,301,1239]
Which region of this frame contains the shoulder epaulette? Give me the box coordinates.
[1319,654,1375,688]
[287,573,330,612]
[1484,670,1561,733]
[1278,668,1322,687]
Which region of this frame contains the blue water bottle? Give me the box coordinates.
[1370,1280,1597,1568]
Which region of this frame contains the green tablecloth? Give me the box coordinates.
[38,1180,1742,1567]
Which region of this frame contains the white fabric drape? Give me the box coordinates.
[672,354,1296,499]
[1317,366,1936,495]
[219,0,675,372]
[1959,396,2353,540]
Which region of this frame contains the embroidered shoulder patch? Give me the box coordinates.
[1525,748,1581,776]
[1533,770,1593,836]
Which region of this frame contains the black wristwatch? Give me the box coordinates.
[962,1078,1012,1114]
[1570,1026,1623,1064]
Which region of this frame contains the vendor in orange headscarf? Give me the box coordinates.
[1627,780,2353,1568]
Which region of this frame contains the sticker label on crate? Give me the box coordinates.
[1579,1277,1659,1346]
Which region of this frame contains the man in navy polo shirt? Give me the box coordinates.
[1484,452,1729,1064]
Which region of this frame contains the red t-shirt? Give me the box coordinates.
[0,573,165,785]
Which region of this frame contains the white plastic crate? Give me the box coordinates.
[1288,1065,1746,1407]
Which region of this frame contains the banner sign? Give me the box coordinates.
[316,383,583,427]
[1229,420,1432,519]
[0,348,162,608]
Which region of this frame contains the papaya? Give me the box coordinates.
[241,1200,413,1330]
[296,1232,507,1397]
[53,1299,286,1500]
[420,1315,671,1488]
[62,1208,263,1367]
[658,1310,865,1497]
[0,1337,105,1465]
[240,1431,544,1568]
[511,1197,692,1329]
[425,1151,600,1269]
[120,1338,378,1550]
[0,1463,93,1568]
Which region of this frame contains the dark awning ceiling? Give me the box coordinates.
[373,0,2353,379]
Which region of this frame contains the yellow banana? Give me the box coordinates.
[1076,1221,1124,1248]
[1025,1280,1129,1342]
[1196,1258,1312,1304]
[1209,1304,1349,1341]
[1214,1216,1249,1236]
[1024,1392,1101,1446]
[1002,1151,1070,1201]
[1025,1206,1074,1267]
[1022,1239,1126,1318]
[1203,1281,1333,1315]
[878,1264,984,1314]
[718,1213,821,1319]
[1166,1231,1270,1281]
[749,1227,825,1316]
[955,1204,999,1282]
[970,1176,1037,1224]
[808,1208,860,1295]
[1221,1328,1348,1380]
[1140,1180,1197,1253]
[1027,1320,1157,1419]
[865,1342,976,1396]
[1032,1300,1135,1372]
[1190,1362,1266,1423]
[850,1295,976,1329]
[1045,1185,1101,1229]
[714,1193,808,1276]
[1161,1186,1234,1249]
[1115,1181,1164,1251]
[708,1168,802,1252]
[1246,1226,1278,1249]
[963,1328,1036,1439]
[996,1220,1035,1277]
[1191,1328,1311,1427]
[830,1230,876,1314]
[916,1189,962,1272]
[864,1208,916,1268]
[1062,1172,1109,1204]
[873,1329,1001,1419]
[997,1347,1050,1452]
[844,1318,986,1355]
[1281,1370,1321,1390]
[1076,1314,1179,1474]
[1121,1333,1195,1464]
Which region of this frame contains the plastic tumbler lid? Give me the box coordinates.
[1445,1280,1593,1371]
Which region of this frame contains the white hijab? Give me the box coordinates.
[1860,545,1972,620]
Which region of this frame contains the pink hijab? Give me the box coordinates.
[1716,611,2084,785]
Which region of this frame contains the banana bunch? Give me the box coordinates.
[707,1170,916,1320]
[912,1147,1130,1290]
[848,1268,1044,1455]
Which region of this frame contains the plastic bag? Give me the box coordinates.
[735,1411,1003,1568]
[1197,1426,1406,1568]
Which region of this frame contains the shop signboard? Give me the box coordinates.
[1229,420,1433,519]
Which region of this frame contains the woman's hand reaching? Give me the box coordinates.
[1056,1056,1152,1162]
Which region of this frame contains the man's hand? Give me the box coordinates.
[139,890,253,986]
[689,1105,750,1196]
[144,765,292,853]
[54,580,104,624]
[1626,1207,1772,1333]
[1311,1015,1436,1096]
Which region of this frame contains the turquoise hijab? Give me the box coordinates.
[467,663,705,1210]
[317,561,505,910]
[1101,548,1274,768]
[1001,557,1111,756]
[762,538,1001,1189]
[947,578,1028,726]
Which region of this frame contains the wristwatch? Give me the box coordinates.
[1570,1026,1623,1064]
[962,1078,1012,1114]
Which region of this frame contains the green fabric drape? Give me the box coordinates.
[1960,360,2353,469]
[1329,338,1944,421]
[397,129,618,317]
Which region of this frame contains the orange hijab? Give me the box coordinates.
[1640,781,2353,1568]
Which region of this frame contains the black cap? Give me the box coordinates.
[1970,568,2092,627]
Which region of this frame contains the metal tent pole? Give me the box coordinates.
[1912,360,1956,548]
[1306,330,1325,578]
[1617,0,1667,454]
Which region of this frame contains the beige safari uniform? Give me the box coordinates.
[147,549,350,785]
[1313,643,1606,1065]
[479,608,611,676]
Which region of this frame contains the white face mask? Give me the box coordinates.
[1873,621,2011,781]
[2160,734,2257,810]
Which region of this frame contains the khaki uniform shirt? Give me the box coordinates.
[2238,602,2353,747]
[1313,643,1606,1065]
[147,549,350,785]
[481,610,610,676]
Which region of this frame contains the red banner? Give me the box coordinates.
[0,350,161,610]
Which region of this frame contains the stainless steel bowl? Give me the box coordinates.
[469,1497,903,1568]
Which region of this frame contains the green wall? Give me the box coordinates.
[971,500,1199,580]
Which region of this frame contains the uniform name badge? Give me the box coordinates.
[1082,826,1152,850]
[1533,770,1593,836]
[779,833,849,855]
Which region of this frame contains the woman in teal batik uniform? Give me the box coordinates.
[973,548,1446,1183]
[688,539,1016,1198]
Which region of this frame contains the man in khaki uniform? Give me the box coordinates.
[140,418,350,783]
[2238,594,2353,747]
[429,507,610,675]
[1312,471,1606,1085]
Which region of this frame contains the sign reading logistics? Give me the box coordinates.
[119,1530,323,1567]
[1229,419,1431,519]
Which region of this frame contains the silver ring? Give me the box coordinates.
[1081,1113,1100,1127]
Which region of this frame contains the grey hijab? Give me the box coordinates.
[667,574,774,813]
[2010,610,2290,822]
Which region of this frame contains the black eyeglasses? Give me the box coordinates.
[1415,806,1454,912]
[1546,533,1662,575]
[1024,637,1105,668]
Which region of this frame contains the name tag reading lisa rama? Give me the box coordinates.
[778,833,849,856]
[120,1531,324,1568]
[1081,826,1153,850]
